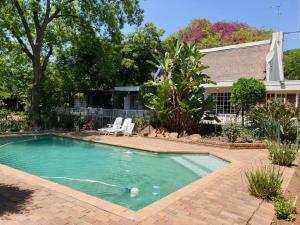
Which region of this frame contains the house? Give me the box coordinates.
[73,32,300,123]
[120,32,300,120]
[200,32,300,122]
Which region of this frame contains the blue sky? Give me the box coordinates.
[124,0,300,50]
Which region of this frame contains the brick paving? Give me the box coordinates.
[0,133,296,225]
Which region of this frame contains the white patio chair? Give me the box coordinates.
[106,118,132,136]
[98,117,123,134]
[124,123,135,136]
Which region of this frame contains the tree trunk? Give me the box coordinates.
[30,49,43,128]
[31,82,41,127]
[241,108,245,127]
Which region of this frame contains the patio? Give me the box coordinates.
[0,133,295,225]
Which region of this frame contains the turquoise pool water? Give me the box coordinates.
[0,136,228,210]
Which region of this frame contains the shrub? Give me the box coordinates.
[231,78,266,126]
[268,142,298,167]
[223,121,241,143]
[249,101,300,142]
[39,111,92,131]
[133,117,148,133]
[198,123,222,136]
[274,196,296,221]
[245,165,283,199]
[240,127,256,142]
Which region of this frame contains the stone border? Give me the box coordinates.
[1,131,267,150]
[145,136,267,150]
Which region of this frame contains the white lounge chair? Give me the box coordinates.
[124,123,135,136]
[106,118,132,136]
[98,117,123,134]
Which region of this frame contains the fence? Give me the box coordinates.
[55,107,153,128]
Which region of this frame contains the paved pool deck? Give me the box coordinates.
[0,133,296,225]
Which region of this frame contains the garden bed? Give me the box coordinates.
[145,134,266,149]
[271,163,300,225]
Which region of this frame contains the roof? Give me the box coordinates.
[200,40,271,82]
[114,86,140,92]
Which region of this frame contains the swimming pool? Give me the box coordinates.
[0,136,228,210]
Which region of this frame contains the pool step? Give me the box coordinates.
[171,157,209,177]
[182,156,213,174]
[183,155,227,171]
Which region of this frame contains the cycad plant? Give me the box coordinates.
[142,40,215,133]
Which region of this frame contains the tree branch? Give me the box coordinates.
[12,31,34,59]
[13,0,35,48]
[33,11,40,30]
[0,17,33,59]
[48,0,76,23]
[41,0,51,33]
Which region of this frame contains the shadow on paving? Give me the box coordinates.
[0,184,33,216]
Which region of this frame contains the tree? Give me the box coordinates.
[118,23,165,85]
[0,40,32,110]
[0,0,143,126]
[56,27,121,92]
[168,19,272,49]
[231,78,266,126]
[143,40,215,134]
[284,49,300,80]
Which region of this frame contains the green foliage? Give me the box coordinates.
[249,101,300,142]
[56,27,122,92]
[240,127,256,142]
[0,44,31,110]
[274,196,296,221]
[168,19,272,49]
[223,121,241,143]
[118,23,165,85]
[143,40,215,133]
[284,49,300,80]
[0,109,9,119]
[40,111,91,131]
[0,0,143,123]
[133,117,148,133]
[268,142,298,167]
[231,78,266,125]
[0,111,29,133]
[245,165,283,200]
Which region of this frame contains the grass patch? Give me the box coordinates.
[268,142,298,167]
[245,165,283,199]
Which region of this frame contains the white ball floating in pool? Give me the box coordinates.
[130,187,139,198]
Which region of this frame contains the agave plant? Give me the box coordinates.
[142,40,215,134]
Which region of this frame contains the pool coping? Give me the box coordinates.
[0,132,294,224]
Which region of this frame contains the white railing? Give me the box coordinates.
[202,114,243,125]
[55,107,151,119]
[56,107,244,125]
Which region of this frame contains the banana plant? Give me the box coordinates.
[143,40,216,133]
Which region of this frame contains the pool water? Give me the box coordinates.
[0,136,228,210]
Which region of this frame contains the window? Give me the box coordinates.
[212,93,237,114]
[267,94,275,102]
[286,94,296,105]
[267,93,298,106]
